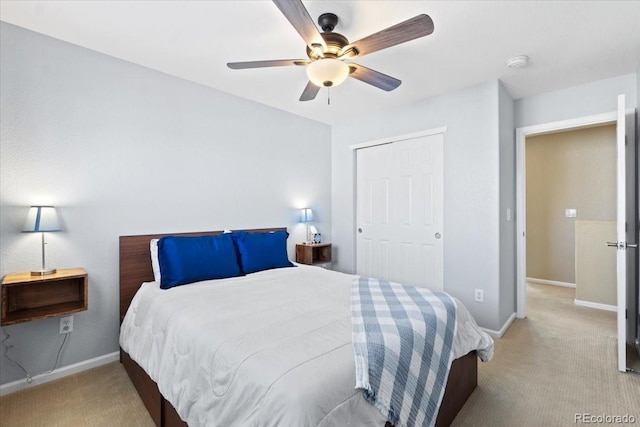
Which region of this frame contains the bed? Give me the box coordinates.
[119,228,493,426]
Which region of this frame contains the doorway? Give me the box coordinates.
[515,101,638,372]
[525,124,617,310]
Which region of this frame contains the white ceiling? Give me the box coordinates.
[2,1,640,125]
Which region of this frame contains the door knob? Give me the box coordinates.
[435,233,441,239]
[358,228,363,233]
[608,242,638,249]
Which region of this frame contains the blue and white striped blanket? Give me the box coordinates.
[351,277,458,427]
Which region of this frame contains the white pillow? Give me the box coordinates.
[150,239,161,283]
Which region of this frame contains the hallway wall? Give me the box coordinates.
[526,124,616,283]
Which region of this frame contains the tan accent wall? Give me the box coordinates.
[575,220,616,306]
[526,124,616,283]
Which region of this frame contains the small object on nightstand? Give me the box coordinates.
[296,243,331,266]
[300,208,314,244]
[1,268,88,326]
[309,225,321,244]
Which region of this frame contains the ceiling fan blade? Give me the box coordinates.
[348,64,401,91]
[227,59,309,69]
[299,81,320,101]
[344,14,434,58]
[272,0,327,51]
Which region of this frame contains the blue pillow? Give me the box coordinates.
[233,230,294,274]
[158,234,242,289]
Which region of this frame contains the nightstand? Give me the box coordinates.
[1,268,88,326]
[296,243,332,266]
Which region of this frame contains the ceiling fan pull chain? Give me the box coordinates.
[328,87,331,105]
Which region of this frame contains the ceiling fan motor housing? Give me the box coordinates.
[318,13,338,32]
[306,13,358,60]
[307,32,350,59]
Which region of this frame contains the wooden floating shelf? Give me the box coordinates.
[296,243,332,265]
[1,268,88,326]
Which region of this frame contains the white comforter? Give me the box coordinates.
[120,264,493,426]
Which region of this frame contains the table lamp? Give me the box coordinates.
[23,206,61,276]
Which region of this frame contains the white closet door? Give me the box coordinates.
[356,134,444,290]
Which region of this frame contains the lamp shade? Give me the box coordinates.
[306,59,349,88]
[23,206,61,232]
[300,208,313,223]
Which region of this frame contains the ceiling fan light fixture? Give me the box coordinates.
[306,58,349,88]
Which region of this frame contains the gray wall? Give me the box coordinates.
[0,23,331,385]
[331,81,506,331]
[515,74,637,128]
[498,82,516,327]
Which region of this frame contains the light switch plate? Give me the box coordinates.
[565,208,577,218]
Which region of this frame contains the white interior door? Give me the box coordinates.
[356,134,444,290]
[615,94,639,371]
[623,104,638,363]
[615,94,627,372]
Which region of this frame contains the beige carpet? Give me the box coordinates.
[452,283,640,426]
[1,283,638,426]
[0,362,154,427]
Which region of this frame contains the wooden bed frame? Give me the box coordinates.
[119,229,477,427]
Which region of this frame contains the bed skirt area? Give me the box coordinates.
[120,348,477,427]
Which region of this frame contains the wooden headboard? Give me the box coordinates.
[119,227,287,322]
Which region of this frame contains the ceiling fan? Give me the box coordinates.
[227,0,434,102]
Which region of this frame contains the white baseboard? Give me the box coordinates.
[527,277,576,288]
[0,351,119,397]
[574,299,617,312]
[481,312,517,338]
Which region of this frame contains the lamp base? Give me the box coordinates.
[31,268,57,276]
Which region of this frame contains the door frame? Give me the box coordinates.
[515,111,617,318]
[349,126,448,283]
[349,127,448,151]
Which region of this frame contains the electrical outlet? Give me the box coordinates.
[59,316,73,334]
[474,289,484,303]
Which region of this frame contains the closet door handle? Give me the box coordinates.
[627,243,638,249]
[607,242,619,247]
